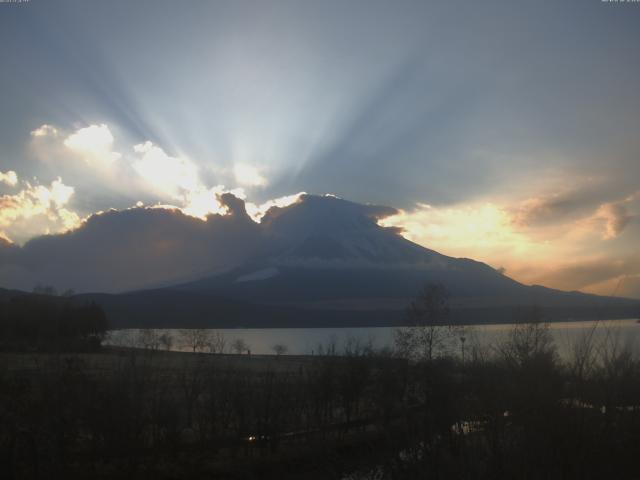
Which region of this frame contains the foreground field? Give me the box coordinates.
[2,330,640,479]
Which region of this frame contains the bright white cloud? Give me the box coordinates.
[132,141,201,199]
[63,124,122,167]
[0,170,18,187]
[245,192,305,222]
[29,123,278,221]
[234,163,267,187]
[0,177,81,244]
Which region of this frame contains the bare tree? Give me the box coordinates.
[316,334,338,356]
[272,344,288,356]
[180,329,210,353]
[137,329,161,350]
[208,331,226,354]
[232,338,248,354]
[394,284,458,361]
[159,332,173,351]
[498,306,555,368]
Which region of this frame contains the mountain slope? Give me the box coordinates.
[160,194,637,326]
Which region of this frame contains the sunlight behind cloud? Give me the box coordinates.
[379,193,640,297]
[181,186,229,219]
[380,202,537,255]
[26,122,279,222]
[245,192,306,222]
[379,201,560,287]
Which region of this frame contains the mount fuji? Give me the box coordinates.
[74,194,637,328]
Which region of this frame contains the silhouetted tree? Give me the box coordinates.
[159,332,174,350]
[232,338,248,354]
[32,284,57,296]
[180,328,210,353]
[208,331,226,353]
[272,344,288,356]
[137,329,162,350]
[395,284,459,361]
[0,295,108,351]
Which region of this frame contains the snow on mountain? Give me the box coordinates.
[259,194,454,268]
[235,267,280,283]
[180,194,530,308]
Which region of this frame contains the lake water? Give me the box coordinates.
[105,319,640,359]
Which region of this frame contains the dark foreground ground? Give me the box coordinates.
[2,331,640,480]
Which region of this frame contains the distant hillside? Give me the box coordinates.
[70,289,636,329]
[1,285,636,329]
[0,287,30,301]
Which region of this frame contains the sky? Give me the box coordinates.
[0,0,639,297]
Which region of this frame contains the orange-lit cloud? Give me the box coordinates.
[380,190,639,298]
[592,200,634,240]
[0,176,81,244]
[379,202,549,269]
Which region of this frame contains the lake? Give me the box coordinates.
[105,318,640,359]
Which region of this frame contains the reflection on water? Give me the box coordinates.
[105,319,640,358]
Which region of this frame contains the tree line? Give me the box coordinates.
[0,294,108,352]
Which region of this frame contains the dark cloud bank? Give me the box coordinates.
[0,194,399,293]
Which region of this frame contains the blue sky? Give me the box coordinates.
[1,0,639,296]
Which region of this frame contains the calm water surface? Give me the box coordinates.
[106,319,640,358]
